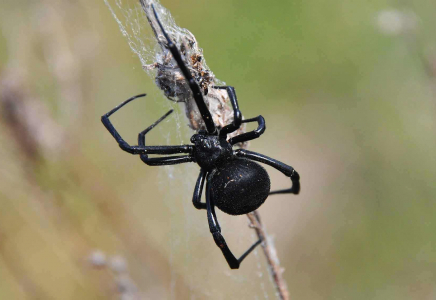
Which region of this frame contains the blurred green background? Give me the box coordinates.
[1,0,436,299]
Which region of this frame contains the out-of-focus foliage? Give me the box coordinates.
[1,0,436,299]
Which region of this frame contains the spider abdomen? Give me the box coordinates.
[210,158,271,215]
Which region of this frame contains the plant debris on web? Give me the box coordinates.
[105,0,247,148]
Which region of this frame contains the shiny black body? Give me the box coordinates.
[210,159,271,215]
[101,5,300,269]
[191,133,271,215]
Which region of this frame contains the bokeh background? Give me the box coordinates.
[1,0,436,299]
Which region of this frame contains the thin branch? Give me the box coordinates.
[247,211,290,300]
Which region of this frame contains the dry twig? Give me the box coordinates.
[247,211,290,300]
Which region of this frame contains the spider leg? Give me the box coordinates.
[136,109,194,166]
[140,155,193,166]
[206,176,261,269]
[228,116,266,145]
[192,169,207,210]
[234,149,300,195]
[151,5,217,135]
[102,94,193,160]
[102,94,149,154]
[211,86,242,137]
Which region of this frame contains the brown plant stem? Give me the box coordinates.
[247,211,289,300]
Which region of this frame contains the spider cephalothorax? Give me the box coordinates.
[102,5,300,269]
[191,133,232,170]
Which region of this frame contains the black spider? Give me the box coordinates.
[101,5,300,269]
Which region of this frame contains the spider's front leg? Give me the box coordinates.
[102,94,149,154]
[137,109,194,166]
[102,94,193,165]
[206,175,261,269]
[229,116,266,145]
[212,86,242,137]
[212,85,265,145]
[235,149,300,195]
[151,4,217,135]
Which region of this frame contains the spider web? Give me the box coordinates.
[105,0,181,72]
[103,0,272,298]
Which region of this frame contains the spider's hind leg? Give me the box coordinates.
[192,169,207,210]
[205,175,261,269]
[235,149,300,195]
